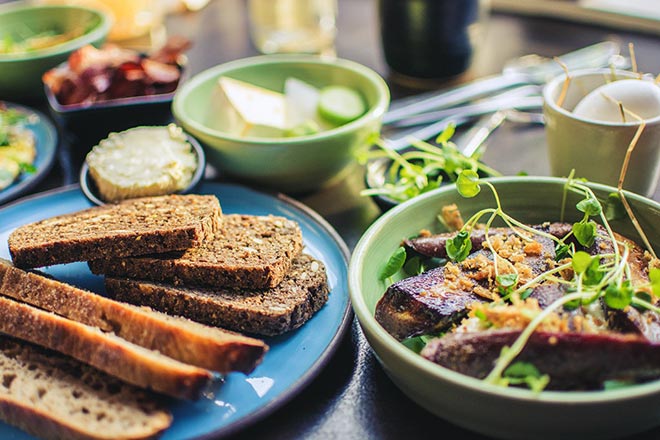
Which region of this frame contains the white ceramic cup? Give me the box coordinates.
[543,69,660,197]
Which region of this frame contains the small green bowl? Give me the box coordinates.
[172,55,389,193]
[349,176,660,440]
[0,3,111,100]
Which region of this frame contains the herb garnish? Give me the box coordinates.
[359,125,500,203]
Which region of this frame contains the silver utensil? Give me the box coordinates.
[383,95,542,150]
[383,41,622,125]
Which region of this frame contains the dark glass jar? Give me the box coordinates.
[378,0,482,81]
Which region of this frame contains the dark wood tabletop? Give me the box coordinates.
[4,0,660,438]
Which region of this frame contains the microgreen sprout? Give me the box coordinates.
[359,125,501,203]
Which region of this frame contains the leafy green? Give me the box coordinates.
[633,291,653,311]
[456,170,481,198]
[502,361,550,393]
[605,192,626,221]
[520,288,533,300]
[576,198,602,216]
[554,243,571,261]
[572,251,593,274]
[650,268,660,297]
[604,282,633,310]
[446,231,472,262]
[401,334,440,353]
[18,162,36,174]
[497,273,518,296]
[572,221,597,247]
[379,246,406,280]
[359,126,500,204]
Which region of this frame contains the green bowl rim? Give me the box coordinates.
[349,175,660,404]
[0,3,112,62]
[172,54,390,145]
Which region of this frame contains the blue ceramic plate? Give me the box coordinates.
[0,182,351,439]
[0,102,58,205]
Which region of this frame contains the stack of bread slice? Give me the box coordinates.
[3,194,329,440]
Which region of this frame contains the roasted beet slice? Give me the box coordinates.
[404,223,572,259]
[421,330,660,389]
[375,266,482,340]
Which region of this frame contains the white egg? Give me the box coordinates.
[572,79,660,123]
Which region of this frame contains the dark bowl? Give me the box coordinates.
[44,56,187,146]
[79,130,206,206]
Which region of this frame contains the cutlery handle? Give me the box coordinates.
[383,73,529,124]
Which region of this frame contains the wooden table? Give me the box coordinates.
[6,0,660,438]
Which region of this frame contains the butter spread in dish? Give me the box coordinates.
[86,124,197,202]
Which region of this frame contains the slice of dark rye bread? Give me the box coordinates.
[89,214,303,289]
[0,258,267,374]
[0,294,211,400]
[8,194,221,269]
[0,336,171,440]
[105,254,329,337]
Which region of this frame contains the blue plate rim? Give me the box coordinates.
[0,182,353,439]
[0,102,58,205]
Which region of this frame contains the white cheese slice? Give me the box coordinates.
[213,77,287,138]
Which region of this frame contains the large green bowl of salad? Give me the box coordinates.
[350,175,660,439]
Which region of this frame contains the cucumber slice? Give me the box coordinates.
[318,86,366,125]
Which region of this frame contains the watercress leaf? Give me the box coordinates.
[572,221,597,248]
[633,291,653,311]
[504,361,541,379]
[555,243,570,261]
[497,273,518,296]
[605,192,626,221]
[403,256,423,276]
[401,335,427,353]
[563,298,581,311]
[474,309,488,322]
[446,230,472,262]
[583,257,604,286]
[526,374,551,393]
[497,273,518,288]
[604,283,633,310]
[571,251,592,274]
[379,246,407,280]
[456,170,481,198]
[435,123,456,145]
[576,198,602,217]
[520,288,534,300]
[650,268,660,297]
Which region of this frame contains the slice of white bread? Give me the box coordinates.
[0,294,211,400]
[8,194,221,269]
[0,258,268,374]
[0,335,172,440]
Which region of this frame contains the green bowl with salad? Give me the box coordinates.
[173,55,389,192]
[350,176,660,439]
[0,3,111,100]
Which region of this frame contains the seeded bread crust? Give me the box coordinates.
[0,295,212,400]
[105,254,329,336]
[0,258,267,374]
[0,336,171,440]
[8,195,221,269]
[89,214,303,289]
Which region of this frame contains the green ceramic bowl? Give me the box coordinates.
[349,176,660,440]
[0,3,111,100]
[172,55,389,193]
